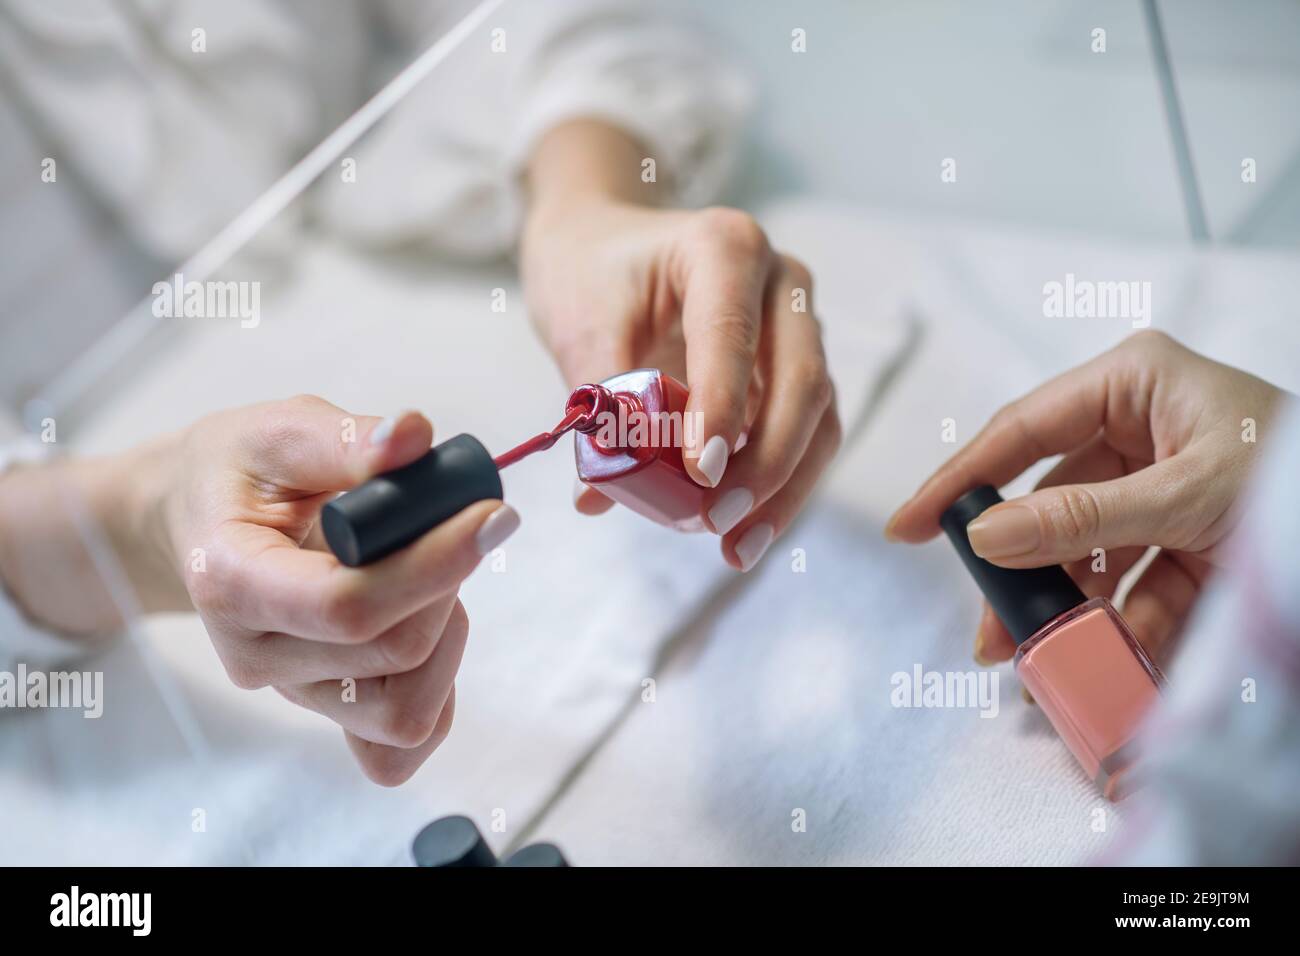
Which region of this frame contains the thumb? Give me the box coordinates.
[964,460,1196,568]
[247,396,434,493]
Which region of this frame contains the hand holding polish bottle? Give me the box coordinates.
[888,331,1290,797]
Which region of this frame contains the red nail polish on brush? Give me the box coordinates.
[323,368,703,566]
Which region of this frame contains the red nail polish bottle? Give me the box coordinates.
[572,369,706,531]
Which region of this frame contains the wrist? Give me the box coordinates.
[108,430,190,614]
[0,431,192,635]
[524,119,663,228]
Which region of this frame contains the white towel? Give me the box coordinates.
[0,205,909,864]
[515,201,1300,865]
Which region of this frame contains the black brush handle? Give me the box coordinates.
[322,434,502,567]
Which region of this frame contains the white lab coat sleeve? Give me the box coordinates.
[500,0,756,207]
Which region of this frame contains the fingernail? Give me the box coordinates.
[708,487,753,535]
[695,435,729,488]
[368,415,398,447]
[476,504,520,555]
[735,522,775,572]
[967,505,1040,559]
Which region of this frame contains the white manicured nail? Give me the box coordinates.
[476,504,520,555]
[735,522,775,572]
[695,435,729,487]
[368,415,398,447]
[708,487,753,536]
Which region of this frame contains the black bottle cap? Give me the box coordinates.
[939,485,1086,646]
[412,815,498,867]
[502,843,571,868]
[322,433,502,567]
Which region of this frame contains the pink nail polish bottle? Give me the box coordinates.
[941,486,1164,800]
[571,369,706,532]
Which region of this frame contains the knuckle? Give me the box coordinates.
[218,647,266,691]
[793,358,833,412]
[1123,330,1185,370]
[780,253,814,289]
[320,579,375,642]
[989,397,1022,430]
[445,600,470,647]
[376,623,434,674]
[428,705,454,751]
[359,749,417,788]
[186,539,242,618]
[1126,329,1173,352]
[696,207,769,258]
[706,306,760,358]
[380,692,439,749]
[1047,485,1102,541]
[185,560,224,613]
[823,405,844,454]
[284,393,328,412]
[249,415,307,467]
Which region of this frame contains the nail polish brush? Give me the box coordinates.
[322,385,616,567]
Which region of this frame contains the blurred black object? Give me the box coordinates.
[412,815,571,867]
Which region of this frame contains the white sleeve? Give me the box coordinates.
[500,0,755,207]
[0,438,91,671]
[314,0,755,258]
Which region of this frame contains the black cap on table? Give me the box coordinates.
[412,815,498,867]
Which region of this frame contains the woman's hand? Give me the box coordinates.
[887,331,1287,667]
[158,396,518,785]
[0,396,518,785]
[522,120,840,571]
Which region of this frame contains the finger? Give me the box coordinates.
[963,455,1208,568]
[720,404,841,571]
[281,600,468,749]
[214,594,458,689]
[553,332,637,391]
[244,395,434,493]
[677,209,772,488]
[885,347,1123,543]
[1031,435,1149,592]
[573,478,616,516]
[1033,433,1132,490]
[346,686,457,788]
[1120,550,1213,667]
[974,602,1016,665]
[702,255,831,536]
[220,499,517,642]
